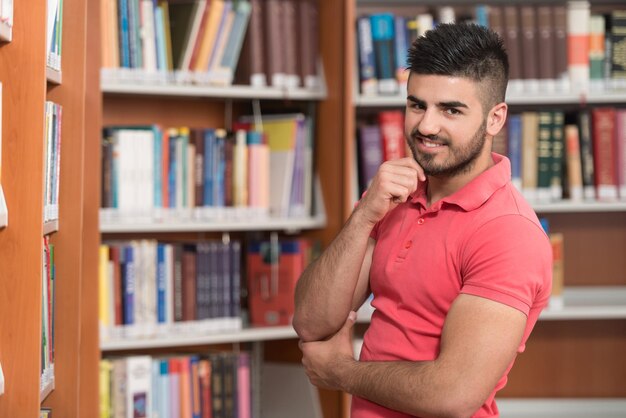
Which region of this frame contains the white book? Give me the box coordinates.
[125,356,152,418]
[140,0,157,73]
[566,1,590,94]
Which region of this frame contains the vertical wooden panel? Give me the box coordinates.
[0,1,47,417]
[43,0,88,414]
[79,0,103,415]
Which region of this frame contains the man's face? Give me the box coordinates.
[404,74,490,178]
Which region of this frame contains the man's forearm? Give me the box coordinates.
[338,359,479,418]
[293,209,374,342]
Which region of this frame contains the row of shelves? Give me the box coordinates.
[101,286,626,352]
[99,201,626,233]
[102,78,626,105]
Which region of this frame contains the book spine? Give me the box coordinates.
[567,0,591,93]
[578,110,596,199]
[370,13,397,95]
[550,111,565,200]
[537,112,553,201]
[592,107,618,200]
[357,15,377,97]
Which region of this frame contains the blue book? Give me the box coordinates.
[507,114,523,190]
[118,0,131,68]
[157,243,166,323]
[214,131,226,207]
[123,245,135,325]
[153,126,163,208]
[357,15,377,95]
[230,241,241,319]
[154,3,166,71]
[190,356,201,418]
[393,15,409,83]
[168,130,178,208]
[159,359,170,417]
[370,13,398,95]
[203,129,215,207]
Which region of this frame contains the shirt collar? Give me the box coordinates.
[410,153,511,212]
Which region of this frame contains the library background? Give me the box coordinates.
[0,0,625,417]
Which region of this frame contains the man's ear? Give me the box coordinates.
[486,102,508,137]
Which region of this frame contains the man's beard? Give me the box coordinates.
[407,120,488,177]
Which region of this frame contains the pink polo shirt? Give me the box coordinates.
[352,154,552,418]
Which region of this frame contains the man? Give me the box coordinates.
[293,23,552,418]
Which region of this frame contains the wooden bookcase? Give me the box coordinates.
[94,0,349,417]
[343,0,626,415]
[0,0,100,416]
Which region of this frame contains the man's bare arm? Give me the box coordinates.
[301,294,527,418]
[293,158,425,342]
[293,213,375,342]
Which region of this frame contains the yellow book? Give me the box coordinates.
[193,0,225,72]
[99,245,111,328]
[99,360,113,418]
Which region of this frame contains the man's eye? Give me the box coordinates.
[445,108,460,115]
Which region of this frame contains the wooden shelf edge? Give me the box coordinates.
[100,325,297,351]
[46,67,62,85]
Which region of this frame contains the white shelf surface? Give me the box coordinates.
[40,373,54,403]
[532,201,626,213]
[101,80,327,100]
[0,21,11,42]
[46,67,62,85]
[354,91,626,107]
[496,398,626,418]
[100,213,326,233]
[43,219,59,235]
[357,287,626,323]
[101,325,298,351]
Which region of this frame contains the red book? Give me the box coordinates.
[378,110,405,161]
[592,107,618,200]
[247,240,305,326]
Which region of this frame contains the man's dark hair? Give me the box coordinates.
[407,23,509,110]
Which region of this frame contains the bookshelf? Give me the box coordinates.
[0,0,99,416]
[342,0,626,415]
[95,0,348,417]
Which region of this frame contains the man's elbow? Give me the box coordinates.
[292,310,336,342]
[435,390,486,418]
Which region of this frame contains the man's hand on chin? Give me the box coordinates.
[299,311,358,391]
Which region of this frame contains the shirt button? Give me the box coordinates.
[404,240,412,249]
[417,218,425,225]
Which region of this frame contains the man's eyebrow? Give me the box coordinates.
[439,101,469,109]
[406,96,469,109]
[406,95,425,106]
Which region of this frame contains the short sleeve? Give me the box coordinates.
[460,215,553,316]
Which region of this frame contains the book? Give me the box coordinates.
[536,6,556,92]
[577,110,595,200]
[297,0,320,89]
[235,0,266,86]
[553,5,569,91]
[378,110,405,161]
[521,112,539,201]
[247,239,306,326]
[549,233,564,310]
[617,109,626,200]
[564,124,583,201]
[356,15,377,96]
[370,13,398,95]
[503,6,523,92]
[263,0,285,87]
[610,11,626,85]
[126,356,152,418]
[566,0,590,93]
[536,112,553,201]
[357,124,383,194]
[520,5,539,92]
[507,114,523,191]
[550,111,565,200]
[589,14,606,90]
[592,107,618,200]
